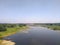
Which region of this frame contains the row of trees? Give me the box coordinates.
[0,24,27,32]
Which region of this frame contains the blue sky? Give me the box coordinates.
[0,0,60,23]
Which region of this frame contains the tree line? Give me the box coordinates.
[0,24,27,32]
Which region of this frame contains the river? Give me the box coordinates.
[4,26,60,45]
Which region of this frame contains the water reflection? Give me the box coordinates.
[4,27,60,45]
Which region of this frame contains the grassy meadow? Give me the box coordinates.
[40,23,60,30]
[0,24,28,39]
[33,23,60,30]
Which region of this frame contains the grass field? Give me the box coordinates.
[41,25,60,30]
[0,25,28,39]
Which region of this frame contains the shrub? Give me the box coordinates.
[0,25,6,32]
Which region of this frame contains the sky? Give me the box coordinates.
[0,0,60,23]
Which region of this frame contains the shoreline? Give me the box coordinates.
[0,26,29,39]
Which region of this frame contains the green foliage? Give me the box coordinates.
[0,24,27,38]
[19,24,26,27]
[51,26,60,30]
[6,24,16,28]
[41,24,60,30]
[0,24,6,32]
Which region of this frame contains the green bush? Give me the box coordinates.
[19,24,26,27]
[0,25,6,32]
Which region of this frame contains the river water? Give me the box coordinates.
[4,26,60,45]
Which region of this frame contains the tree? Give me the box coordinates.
[0,25,6,32]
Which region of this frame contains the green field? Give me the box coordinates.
[0,24,28,39]
[40,24,60,30]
